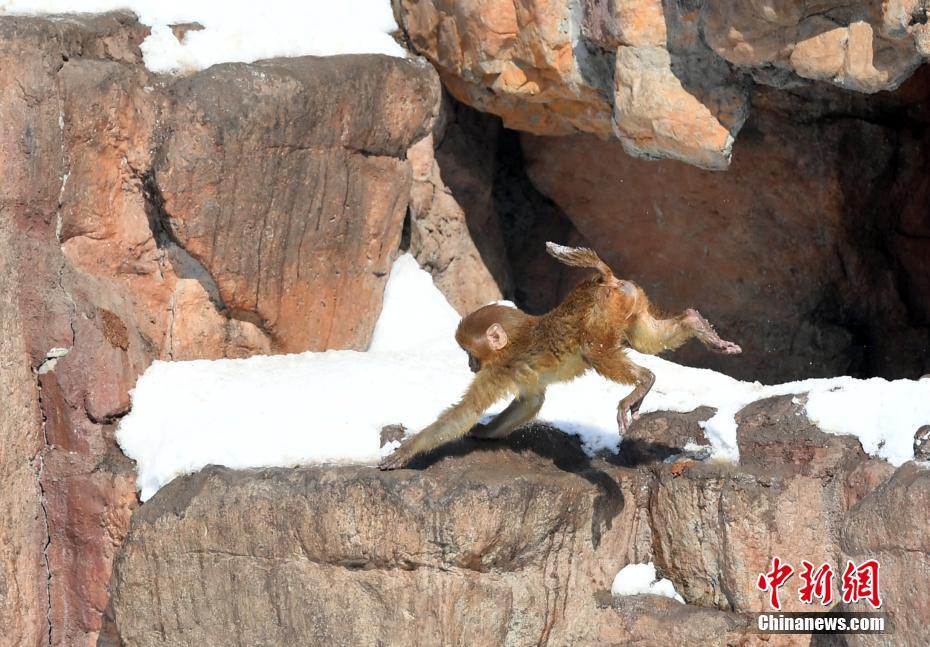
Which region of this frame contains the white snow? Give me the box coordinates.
[116,253,930,501]
[0,0,405,74]
[611,562,684,603]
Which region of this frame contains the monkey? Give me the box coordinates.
[379,242,741,470]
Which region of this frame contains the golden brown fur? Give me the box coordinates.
[379,242,741,470]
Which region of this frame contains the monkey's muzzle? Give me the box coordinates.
[468,355,481,373]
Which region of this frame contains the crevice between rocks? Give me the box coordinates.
[33,373,54,647]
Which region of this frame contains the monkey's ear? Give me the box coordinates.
[485,323,509,351]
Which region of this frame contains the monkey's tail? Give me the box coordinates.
[545,242,614,280]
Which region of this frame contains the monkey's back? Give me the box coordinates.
[530,277,639,362]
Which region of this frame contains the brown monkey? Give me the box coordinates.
[379,242,740,470]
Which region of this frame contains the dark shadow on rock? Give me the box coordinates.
[406,424,626,548]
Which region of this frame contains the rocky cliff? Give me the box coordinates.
[101,398,927,646]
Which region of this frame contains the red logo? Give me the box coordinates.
[757,557,883,610]
[841,559,882,609]
[757,556,794,610]
[798,561,834,605]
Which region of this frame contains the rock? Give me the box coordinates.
[0,211,48,647]
[395,0,930,168]
[520,80,930,382]
[379,424,407,447]
[0,12,446,644]
[914,425,930,460]
[648,461,845,612]
[736,395,867,476]
[155,55,441,352]
[394,0,614,138]
[105,408,901,644]
[594,594,757,646]
[702,1,926,94]
[841,463,930,646]
[610,1,750,169]
[405,100,509,313]
[105,430,652,646]
[618,406,713,466]
[407,97,590,317]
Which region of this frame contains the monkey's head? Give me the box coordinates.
[455,304,530,372]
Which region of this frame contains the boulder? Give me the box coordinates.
[395,0,930,168]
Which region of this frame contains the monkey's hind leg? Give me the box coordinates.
[637,310,741,355]
[586,349,655,433]
[681,309,741,354]
[470,392,545,440]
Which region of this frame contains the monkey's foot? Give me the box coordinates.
[714,340,742,355]
[685,309,742,355]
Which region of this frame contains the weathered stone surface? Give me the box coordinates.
[156,55,441,352]
[841,462,930,646]
[0,13,446,645]
[610,0,750,169]
[0,209,48,647]
[105,430,651,646]
[406,98,509,314]
[521,81,930,381]
[105,399,916,645]
[617,406,712,466]
[394,0,614,138]
[406,97,589,317]
[702,1,927,93]
[396,0,930,168]
[594,594,761,646]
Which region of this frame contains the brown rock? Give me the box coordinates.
[736,395,867,476]
[611,1,750,170]
[155,55,441,352]
[398,1,930,168]
[618,406,713,466]
[594,594,760,646]
[841,462,930,646]
[702,1,925,93]
[0,13,445,644]
[405,102,507,313]
[649,461,845,612]
[0,212,48,647]
[103,408,892,644]
[105,431,651,646]
[394,0,614,138]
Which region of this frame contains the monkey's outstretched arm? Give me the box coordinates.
[379,369,515,470]
[470,391,545,440]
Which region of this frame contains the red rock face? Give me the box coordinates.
[0,13,442,646]
[156,56,440,352]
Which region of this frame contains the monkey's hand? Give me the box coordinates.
[379,445,414,470]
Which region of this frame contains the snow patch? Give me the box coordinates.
[611,562,684,603]
[116,253,930,501]
[0,0,405,73]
